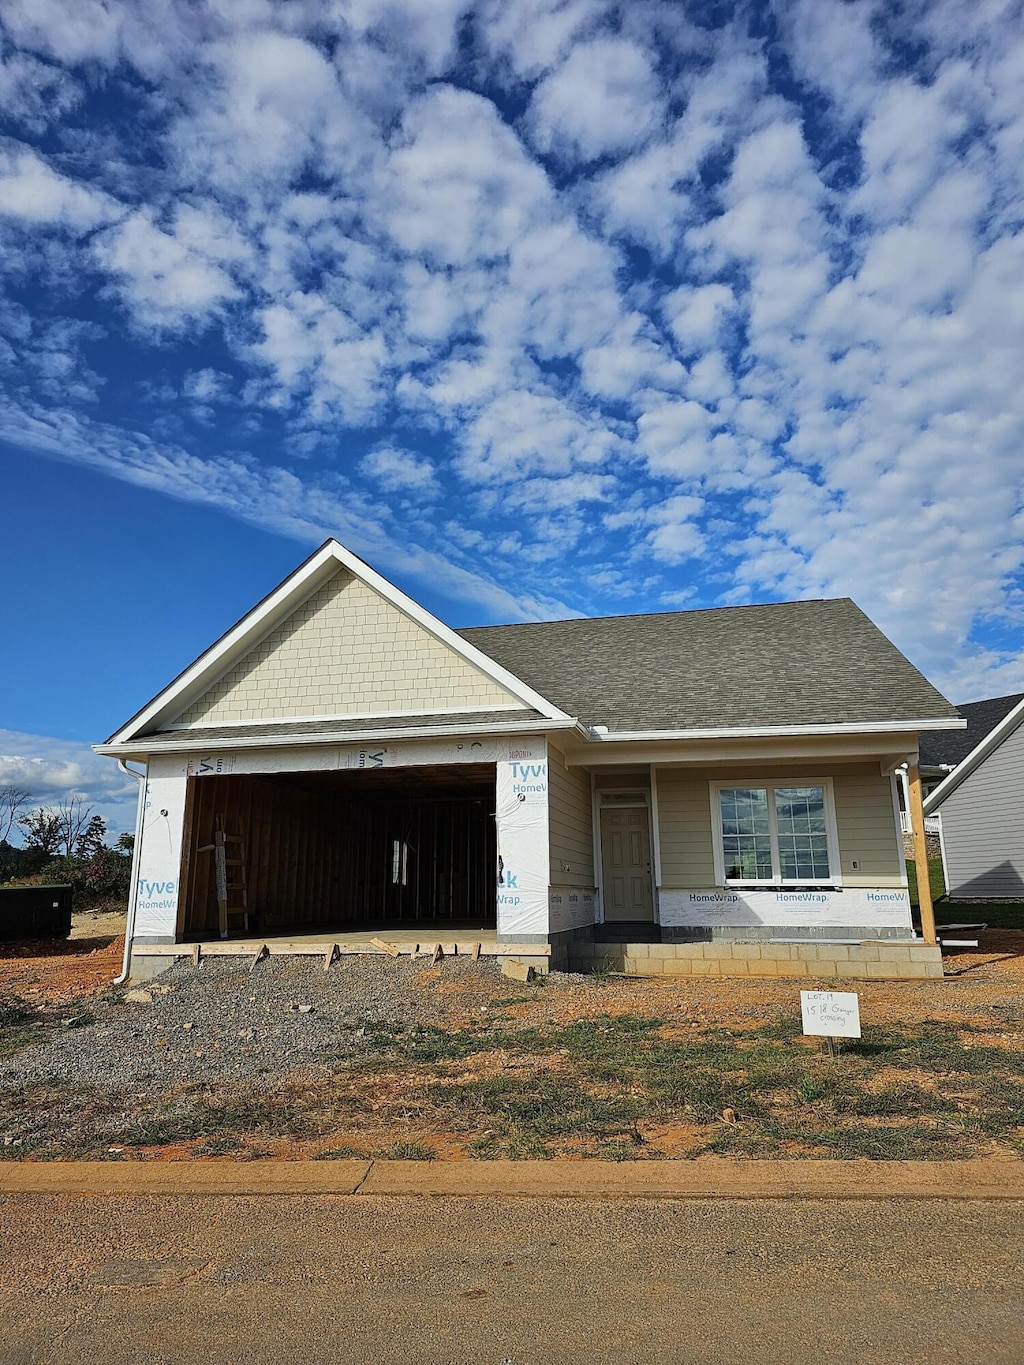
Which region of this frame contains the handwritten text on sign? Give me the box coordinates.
[800,991,862,1039]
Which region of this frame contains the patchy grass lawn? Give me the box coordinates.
[2,1001,1023,1163]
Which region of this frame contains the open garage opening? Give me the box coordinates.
[175,764,498,942]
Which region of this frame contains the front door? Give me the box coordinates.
[600,806,654,922]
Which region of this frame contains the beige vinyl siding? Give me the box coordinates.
[939,716,1024,898]
[656,763,902,887]
[548,744,595,887]
[177,569,523,725]
[655,770,717,885]
[832,769,904,886]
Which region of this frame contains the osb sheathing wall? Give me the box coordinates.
[177,773,498,940]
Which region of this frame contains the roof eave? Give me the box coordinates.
[93,715,580,758]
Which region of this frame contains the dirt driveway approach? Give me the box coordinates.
[1,927,1023,1163]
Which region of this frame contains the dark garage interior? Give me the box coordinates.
[176,764,498,940]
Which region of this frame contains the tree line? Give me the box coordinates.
[0,785,133,908]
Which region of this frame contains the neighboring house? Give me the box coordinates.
[923,693,1024,900]
[896,692,1023,836]
[96,540,962,982]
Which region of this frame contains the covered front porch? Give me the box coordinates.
[549,727,946,980]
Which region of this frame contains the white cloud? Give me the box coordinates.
[0,730,138,839]
[662,283,736,353]
[0,144,116,231]
[251,294,389,424]
[361,444,439,495]
[171,32,369,200]
[94,209,241,328]
[384,85,551,268]
[0,49,83,132]
[526,36,663,163]
[182,367,232,403]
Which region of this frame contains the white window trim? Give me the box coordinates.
[709,778,843,889]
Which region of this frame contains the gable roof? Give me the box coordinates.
[924,693,1024,813]
[103,540,571,745]
[919,692,1024,769]
[98,540,962,757]
[461,597,960,734]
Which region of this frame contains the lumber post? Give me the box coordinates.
[250,944,268,972]
[907,760,937,945]
[323,943,337,973]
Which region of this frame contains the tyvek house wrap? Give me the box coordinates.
[133,757,188,939]
[494,739,550,938]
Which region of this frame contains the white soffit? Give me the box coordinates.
[107,540,572,744]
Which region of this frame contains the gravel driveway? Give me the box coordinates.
[1,955,554,1090]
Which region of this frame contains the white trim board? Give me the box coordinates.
[107,539,573,745]
[590,718,965,743]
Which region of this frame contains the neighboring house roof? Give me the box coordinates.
[924,693,1024,814]
[460,598,959,733]
[919,692,1024,768]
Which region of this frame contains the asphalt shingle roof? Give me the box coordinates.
[919,692,1024,768]
[461,597,958,732]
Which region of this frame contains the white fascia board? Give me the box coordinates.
[587,717,966,743]
[108,539,570,744]
[93,716,578,758]
[923,695,1024,814]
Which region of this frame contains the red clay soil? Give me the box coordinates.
[0,934,124,1005]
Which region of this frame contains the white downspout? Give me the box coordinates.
[114,760,147,986]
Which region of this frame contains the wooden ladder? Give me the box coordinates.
[199,819,250,939]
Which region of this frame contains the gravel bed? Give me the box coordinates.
[1,955,569,1091]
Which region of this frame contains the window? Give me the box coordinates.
[711,781,840,886]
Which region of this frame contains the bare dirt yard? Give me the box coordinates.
[1,921,1022,1164]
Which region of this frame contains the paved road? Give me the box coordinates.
[2,1195,1022,1364]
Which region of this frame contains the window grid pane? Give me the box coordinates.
[719,788,773,879]
[774,785,830,881]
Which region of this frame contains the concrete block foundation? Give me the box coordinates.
[568,936,944,981]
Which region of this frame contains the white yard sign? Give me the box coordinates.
[800,991,862,1039]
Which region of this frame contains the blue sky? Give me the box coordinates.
[1,0,1023,837]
